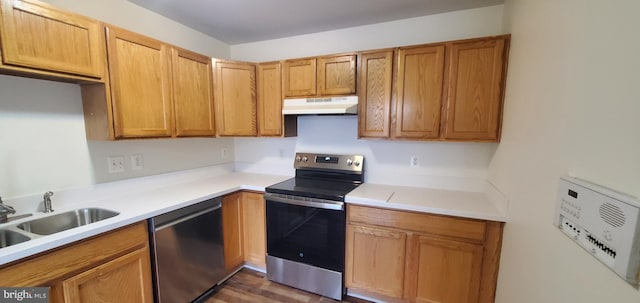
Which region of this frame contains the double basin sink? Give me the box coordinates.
[0,208,119,249]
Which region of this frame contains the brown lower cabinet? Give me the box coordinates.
[242,191,267,269]
[346,205,503,303]
[0,222,153,303]
[222,191,267,274]
[222,191,245,272]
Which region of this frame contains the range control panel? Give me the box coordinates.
[554,176,640,285]
[293,152,364,174]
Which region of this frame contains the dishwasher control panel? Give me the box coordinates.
[554,176,640,285]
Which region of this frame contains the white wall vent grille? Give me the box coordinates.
[600,203,626,227]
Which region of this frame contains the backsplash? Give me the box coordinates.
[235,115,498,192]
[0,75,234,199]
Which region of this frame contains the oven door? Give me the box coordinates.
[265,193,346,272]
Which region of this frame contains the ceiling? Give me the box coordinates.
[128,0,504,45]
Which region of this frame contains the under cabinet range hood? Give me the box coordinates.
[282,96,358,115]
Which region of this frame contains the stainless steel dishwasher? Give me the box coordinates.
[149,197,225,303]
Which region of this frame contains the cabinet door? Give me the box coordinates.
[404,235,484,303]
[442,37,507,141]
[241,192,266,269]
[358,50,393,138]
[172,48,215,137]
[318,54,356,96]
[346,224,406,299]
[283,58,316,97]
[62,247,154,303]
[106,26,173,138]
[257,62,283,136]
[223,193,244,272]
[393,45,445,139]
[214,61,257,136]
[0,0,104,78]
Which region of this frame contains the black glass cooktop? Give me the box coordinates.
[265,177,361,201]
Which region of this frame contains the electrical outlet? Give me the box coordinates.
[107,156,125,173]
[410,156,419,167]
[221,148,228,159]
[131,154,144,170]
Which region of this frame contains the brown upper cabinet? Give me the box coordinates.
[357,49,394,138]
[257,62,283,136]
[358,35,510,142]
[442,37,508,141]
[283,54,356,97]
[0,0,509,142]
[283,58,316,97]
[318,55,357,95]
[0,0,105,81]
[214,60,257,136]
[257,62,297,137]
[394,44,446,139]
[82,25,216,140]
[105,26,173,139]
[172,48,216,137]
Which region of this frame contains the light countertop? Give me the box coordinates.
[0,166,508,266]
[0,169,289,266]
[345,183,508,222]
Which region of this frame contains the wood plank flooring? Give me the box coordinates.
[203,269,372,303]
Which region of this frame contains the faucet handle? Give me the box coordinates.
[44,191,54,198]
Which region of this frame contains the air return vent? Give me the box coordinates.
[600,203,626,227]
[554,176,640,286]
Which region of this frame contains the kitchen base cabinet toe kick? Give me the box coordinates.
[345,205,504,303]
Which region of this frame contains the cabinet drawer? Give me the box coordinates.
[347,205,486,242]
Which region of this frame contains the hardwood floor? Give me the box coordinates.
[203,269,372,303]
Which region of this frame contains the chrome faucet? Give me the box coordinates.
[43,191,54,213]
[0,196,16,223]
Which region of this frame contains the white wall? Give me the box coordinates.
[0,0,233,199]
[231,5,505,62]
[235,116,496,191]
[231,5,505,190]
[491,0,640,302]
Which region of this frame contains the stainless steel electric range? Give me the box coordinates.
[264,152,364,300]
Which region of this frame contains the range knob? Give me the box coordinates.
[296,156,302,162]
[354,161,361,167]
[302,156,308,162]
[347,159,353,166]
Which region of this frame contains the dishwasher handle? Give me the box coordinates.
[151,198,222,231]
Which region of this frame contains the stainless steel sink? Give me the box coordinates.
[17,208,119,235]
[0,229,31,248]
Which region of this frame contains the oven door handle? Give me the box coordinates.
[264,193,344,211]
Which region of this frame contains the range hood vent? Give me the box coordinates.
[282,96,358,115]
